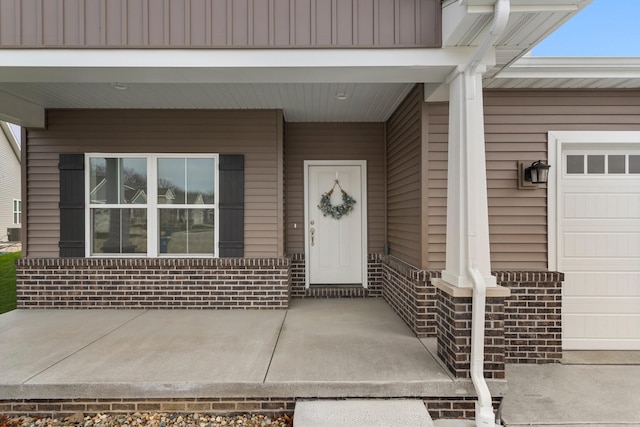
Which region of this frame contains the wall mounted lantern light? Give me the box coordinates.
[518,160,551,189]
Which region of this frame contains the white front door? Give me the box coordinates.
[305,161,367,286]
[551,133,640,350]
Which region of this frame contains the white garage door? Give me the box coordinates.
[560,149,640,350]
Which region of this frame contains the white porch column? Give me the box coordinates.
[441,67,496,288]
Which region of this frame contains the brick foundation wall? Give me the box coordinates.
[288,253,383,298]
[436,287,506,379]
[0,398,295,419]
[16,258,290,309]
[497,271,563,363]
[0,397,501,421]
[381,256,437,337]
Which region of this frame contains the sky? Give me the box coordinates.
[532,0,640,56]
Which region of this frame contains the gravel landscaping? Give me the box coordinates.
[0,412,293,427]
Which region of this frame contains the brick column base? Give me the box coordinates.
[434,279,510,379]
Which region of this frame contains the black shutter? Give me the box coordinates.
[219,154,244,257]
[59,154,85,257]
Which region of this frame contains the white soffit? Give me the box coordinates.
[442,0,592,78]
[0,83,415,123]
[486,57,640,89]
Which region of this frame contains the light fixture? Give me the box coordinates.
[335,92,348,100]
[110,83,128,90]
[518,160,551,189]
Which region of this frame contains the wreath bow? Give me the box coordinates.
[317,180,356,219]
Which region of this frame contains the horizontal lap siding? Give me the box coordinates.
[428,89,640,271]
[0,0,440,48]
[426,102,447,269]
[284,123,385,254]
[25,109,282,258]
[386,85,422,268]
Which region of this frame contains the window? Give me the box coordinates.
[87,154,218,257]
[566,153,640,175]
[12,199,21,225]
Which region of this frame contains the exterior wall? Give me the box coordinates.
[284,122,385,254]
[16,258,290,309]
[500,271,563,363]
[385,85,425,268]
[288,253,383,298]
[0,397,498,421]
[0,126,21,241]
[382,255,437,337]
[379,257,562,372]
[24,109,284,258]
[426,89,640,271]
[0,0,441,48]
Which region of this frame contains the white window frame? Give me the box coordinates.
[85,153,219,258]
[12,199,21,225]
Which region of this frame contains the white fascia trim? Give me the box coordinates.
[497,56,640,79]
[0,47,491,84]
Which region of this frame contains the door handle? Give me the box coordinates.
[310,227,315,246]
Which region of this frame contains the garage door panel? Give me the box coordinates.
[564,193,640,219]
[564,297,640,314]
[565,314,640,340]
[563,220,640,233]
[563,259,640,271]
[564,339,640,351]
[563,232,640,258]
[564,272,640,296]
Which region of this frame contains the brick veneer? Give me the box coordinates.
[381,256,438,337]
[0,397,500,421]
[15,258,290,309]
[288,253,383,298]
[435,286,506,379]
[497,271,563,363]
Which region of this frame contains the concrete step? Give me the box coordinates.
[294,399,434,427]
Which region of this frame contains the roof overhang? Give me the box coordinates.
[2,0,635,127]
[486,56,640,89]
[0,121,21,162]
[0,47,494,127]
[443,0,592,78]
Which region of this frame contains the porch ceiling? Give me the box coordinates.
[0,82,415,123]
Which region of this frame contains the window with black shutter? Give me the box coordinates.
[64,153,244,258]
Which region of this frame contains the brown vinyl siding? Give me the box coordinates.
[284,122,385,254]
[385,85,423,268]
[0,0,441,48]
[427,89,640,271]
[425,102,447,270]
[24,109,283,258]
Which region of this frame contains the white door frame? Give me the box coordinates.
[303,160,368,289]
[548,131,640,271]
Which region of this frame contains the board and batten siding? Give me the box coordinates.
[24,109,284,258]
[284,122,385,254]
[385,85,425,268]
[0,0,440,48]
[427,89,640,271]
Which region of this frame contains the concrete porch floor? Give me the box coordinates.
[0,299,502,401]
